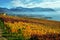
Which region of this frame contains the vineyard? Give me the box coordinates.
[0,15,60,40]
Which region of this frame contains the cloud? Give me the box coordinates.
[10,0,60,8]
[38,1,60,8]
[43,0,60,2]
[11,0,31,7]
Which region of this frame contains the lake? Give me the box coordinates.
[7,11,60,21]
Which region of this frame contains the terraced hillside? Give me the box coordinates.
[0,15,60,40]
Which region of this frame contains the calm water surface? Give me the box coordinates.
[8,11,60,21]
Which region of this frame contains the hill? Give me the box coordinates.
[0,15,60,40]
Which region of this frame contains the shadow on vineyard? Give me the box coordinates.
[29,34,60,40]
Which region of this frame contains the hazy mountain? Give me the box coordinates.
[10,7,55,12]
[0,7,9,13]
[0,7,55,13]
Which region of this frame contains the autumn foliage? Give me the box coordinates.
[0,15,60,40]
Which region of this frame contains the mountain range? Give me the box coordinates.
[0,7,55,13]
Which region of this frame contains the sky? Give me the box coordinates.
[0,0,60,8]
